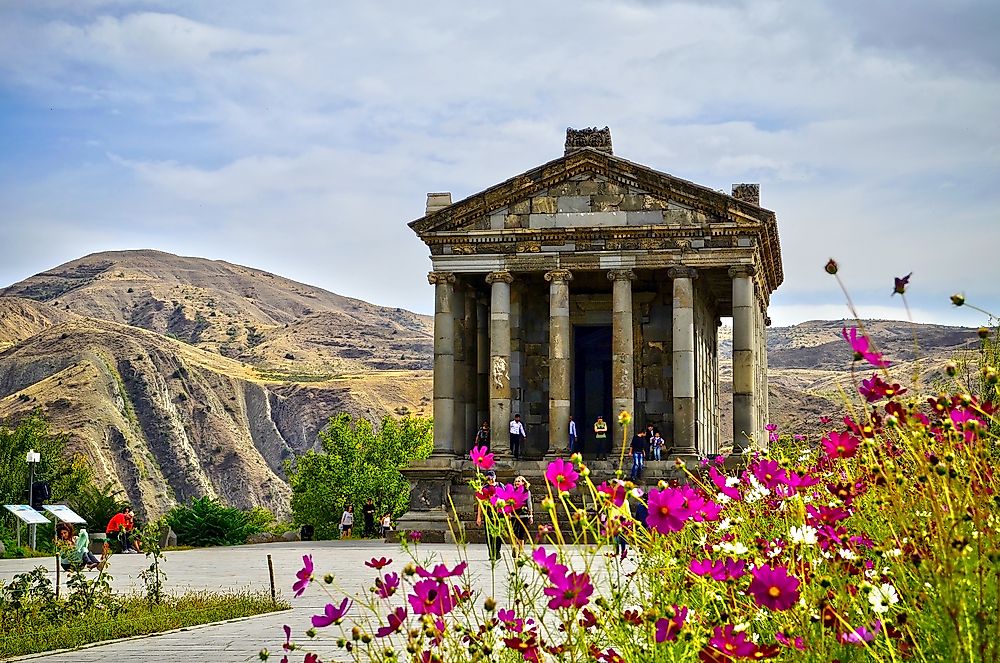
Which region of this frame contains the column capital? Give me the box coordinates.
[667,266,698,280]
[427,271,456,286]
[607,268,636,282]
[544,269,573,283]
[486,270,514,285]
[728,265,757,278]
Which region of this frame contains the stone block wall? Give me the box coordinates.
[635,285,672,433]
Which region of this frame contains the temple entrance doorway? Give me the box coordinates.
[573,325,612,457]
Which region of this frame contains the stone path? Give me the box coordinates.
[0,541,507,662]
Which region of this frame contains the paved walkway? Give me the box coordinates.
[1,541,509,662]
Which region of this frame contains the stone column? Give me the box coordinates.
[608,269,636,455]
[731,265,756,452]
[464,291,478,451]
[451,285,467,456]
[487,271,514,456]
[669,267,698,455]
[476,299,488,429]
[545,269,573,455]
[428,271,456,455]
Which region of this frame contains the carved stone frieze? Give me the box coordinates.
[485,270,514,285]
[607,268,636,282]
[564,126,613,155]
[667,266,698,280]
[544,269,573,283]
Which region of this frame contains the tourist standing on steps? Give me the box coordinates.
[651,432,665,461]
[629,430,648,480]
[593,416,608,459]
[362,498,376,537]
[568,415,578,454]
[473,421,490,452]
[509,414,526,460]
[339,505,354,539]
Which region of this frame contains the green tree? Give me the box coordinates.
[286,414,433,540]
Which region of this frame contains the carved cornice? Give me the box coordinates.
[607,269,636,282]
[485,270,514,285]
[544,269,573,283]
[667,266,698,280]
[728,265,757,278]
[427,271,456,286]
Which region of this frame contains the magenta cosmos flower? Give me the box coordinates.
[408,579,456,616]
[821,430,860,460]
[365,556,392,570]
[596,481,626,507]
[470,445,495,470]
[416,561,468,580]
[747,564,800,610]
[490,483,528,515]
[545,458,579,492]
[543,570,594,610]
[707,624,759,658]
[689,557,746,581]
[646,487,693,534]
[312,597,352,628]
[376,606,407,638]
[292,554,313,597]
[842,326,890,368]
[375,572,399,598]
[859,374,905,402]
[654,605,688,643]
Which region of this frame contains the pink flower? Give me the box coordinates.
[821,430,860,460]
[470,445,495,470]
[596,481,626,507]
[747,564,800,611]
[544,458,579,492]
[654,605,688,643]
[365,557,392,570]
[416,561,468,580]
[707,624,759,658]
[709,466,741,501]
[491,483,528,515]
[408,531,422,543]
[842,326,890,368]
[408,579,455,616]
[839,619,882,645]
[646,487,692,534]
[775,632,806,650]
[292,554,313,598]
[543,571,594,610]
[751,459,788,490]
[689,557,746,581]
[376,606,407,638]
[859,374,906,402]
[311,597,352,628]
[375,572,399,598]
[531,547,566,578]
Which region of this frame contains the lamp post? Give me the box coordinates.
[26,449,40,550]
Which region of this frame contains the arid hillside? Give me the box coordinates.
[0,250,982,517]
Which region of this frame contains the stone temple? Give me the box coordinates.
[399,127,783,537]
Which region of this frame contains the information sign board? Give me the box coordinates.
[43,504,87,524]
[4,504,49,525]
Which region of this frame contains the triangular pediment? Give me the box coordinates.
[409,148,774,235]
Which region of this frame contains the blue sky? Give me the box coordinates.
[1,1,998,327]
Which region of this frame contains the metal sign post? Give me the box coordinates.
[26,449,40,549]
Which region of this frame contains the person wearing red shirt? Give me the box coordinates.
[106,507,138,553]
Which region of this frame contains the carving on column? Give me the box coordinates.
[667,266,699,280]
[427,271,456,285]
[544,269,573,283]
[491,356,508,390]
[728,265,757,278]
[485,270,514,285]
[607,269,636,282]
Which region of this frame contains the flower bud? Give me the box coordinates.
[403,563,416,576]
[484,596,496,612]
[945,362,957,377]
[950,293,965,307]
[978,327,991,339]
[324,574,335,584]
[618,410,632,425]
[824,259,838,275]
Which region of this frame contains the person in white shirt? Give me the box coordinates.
[509,414,526,460]
[568,415,578,454]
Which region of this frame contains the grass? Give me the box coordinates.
[0,590,289,658]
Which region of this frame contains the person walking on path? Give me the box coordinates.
[339,505,354,539]
[509,414,526,460]
[362,498,376,537]
[476,470,503,562]
[473,422,490,453]
[568,415,578,454]
[511,475,534,557]
[593,416,608,459]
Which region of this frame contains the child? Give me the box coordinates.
[651,432,665,461]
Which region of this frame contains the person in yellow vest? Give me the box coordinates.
[593,416,608,459]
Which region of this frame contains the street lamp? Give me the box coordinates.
[26,449,40,549]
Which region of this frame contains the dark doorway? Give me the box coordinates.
[573,325,612,457]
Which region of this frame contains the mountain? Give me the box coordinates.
[0,251,433,519]
[0,250,984,518]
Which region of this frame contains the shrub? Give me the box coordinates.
[164,497,263,547]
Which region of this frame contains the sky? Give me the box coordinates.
[0,1,998,327]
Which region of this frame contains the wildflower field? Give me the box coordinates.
[273,269,1000,662]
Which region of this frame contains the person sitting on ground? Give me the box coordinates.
[106,506,139,553]
[57,522,102,570]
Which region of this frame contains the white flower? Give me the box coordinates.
[716,492,732,505]
[717,518,732,532]
[718,541,750,555]
[885,548,902,558]
[789,525,818,545]
[725,476,741,488]
[869,583,900,614]
[838,548,857,560]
